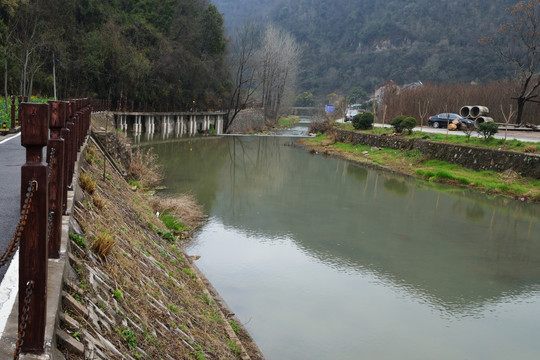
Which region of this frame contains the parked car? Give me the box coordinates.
[428,113,475,129]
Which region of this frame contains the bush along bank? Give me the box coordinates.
[300,127,540,202]
[59,114,264,359]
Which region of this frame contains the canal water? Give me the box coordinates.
[141,133,540,360]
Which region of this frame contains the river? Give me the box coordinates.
[139,127,540,360]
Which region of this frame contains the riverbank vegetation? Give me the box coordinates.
[61,114,264,359]
[335,122,540,153]
[301,133,540,202]
[277,115,300,128]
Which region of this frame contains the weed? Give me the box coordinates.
[105,173,112,181]
[92,195,106,210]
[72,331,81,341]
[200,293,213,305]
[129,179,142,189]
[168,304,179,314]
[117,327,137,350]
[79,173,96,194]
[129,147,164,189]
[182,268,197,279]
[85,152,94,165]
[159,211,187,232]
[91,230,115,258]
[228,320,240,334]
[226,339,242,356]
[113,288,123,301]
[69,232,87,249]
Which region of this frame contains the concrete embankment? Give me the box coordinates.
[0,113,264,359]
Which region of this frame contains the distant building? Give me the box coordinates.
[374,80,396,103]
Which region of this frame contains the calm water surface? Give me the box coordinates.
[143,134,540,360]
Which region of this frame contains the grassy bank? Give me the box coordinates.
[335,122,540,153]
[63,114,263,359]
[301,133,540,202]
[277,115,300,128]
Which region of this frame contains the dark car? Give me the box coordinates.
[428,113,475,129]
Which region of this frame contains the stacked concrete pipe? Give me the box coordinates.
[460,105,493,126]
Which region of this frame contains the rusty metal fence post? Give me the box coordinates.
[19,103,49,352]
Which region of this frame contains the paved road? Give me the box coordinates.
[0,134,24,283]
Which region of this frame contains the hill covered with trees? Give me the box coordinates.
[1,0,229,108]
[214,0,518,97]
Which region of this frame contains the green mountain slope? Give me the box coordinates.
[214,0,516,95]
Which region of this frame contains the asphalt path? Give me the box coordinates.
[0,133,24,283]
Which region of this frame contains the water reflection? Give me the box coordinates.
[144,135,540,360]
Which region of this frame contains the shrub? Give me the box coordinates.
[391,115,407,133]
[401,117,417,134]
[308,119,332,134]
[477,122,499,141]
[128,147,164,189]
[69,232,87,249]
[352,112,374,130]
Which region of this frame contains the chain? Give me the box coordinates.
[0,181,38,268]
[47,211,55,241]
[47,148,56,181]
[13,281,34,360]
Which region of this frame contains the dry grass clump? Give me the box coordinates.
[128,147,164,188]
[151,194,205,231]
[92,195,106,210]
[523,145,537,153]
[91,230,115,258]
[79,172,96,194]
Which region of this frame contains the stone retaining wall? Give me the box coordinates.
[332,128,540,179]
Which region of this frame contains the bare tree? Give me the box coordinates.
[225,22,261,133]
[500,104,517,146]
[418,100,429,133]
[258,25,300,123]
[481,0,540,124]
[14,1,46,98]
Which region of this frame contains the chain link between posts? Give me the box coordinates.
[13,280,34,360]
[47,147,56,182]
[0,180,38,268]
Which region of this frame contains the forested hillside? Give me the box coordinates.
[214,0,517,96]
[1,0,228,108]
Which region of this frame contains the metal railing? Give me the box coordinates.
[0,98,91,358]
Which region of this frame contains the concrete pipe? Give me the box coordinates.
[475,116,494,125]
[470,105,489,118]
[460,106,472,118]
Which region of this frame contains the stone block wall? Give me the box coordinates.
[332,129,540,179]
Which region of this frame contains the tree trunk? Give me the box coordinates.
[516,97,525,125]
[3,46,8,116]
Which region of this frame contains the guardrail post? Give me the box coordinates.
[61,101,71,215]
[67,101,76,186]
[47,101,66,258]
[19,102,49,352]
